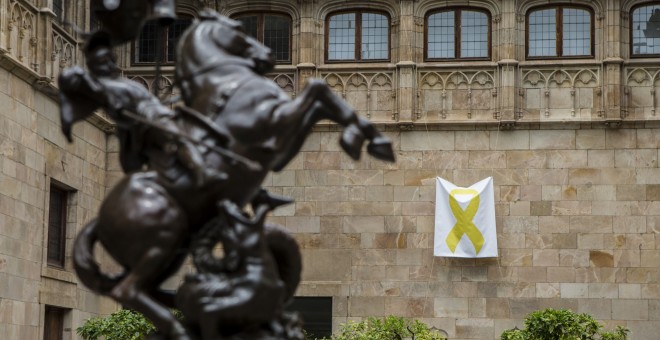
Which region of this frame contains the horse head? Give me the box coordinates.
[175,10,274,97]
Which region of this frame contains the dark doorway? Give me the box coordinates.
[286,296,333,339]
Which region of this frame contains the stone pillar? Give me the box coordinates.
[497,0,518,121]
[41,6,57,82]
[603,0,624,121]
[397,0,414,122]
[297,0,318,91]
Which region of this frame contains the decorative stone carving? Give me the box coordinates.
[7,0,36,68]
[51,29,75,81]
[625,67,660,118]
[521,67,600,120]
[418,69,496,121]
[321,71,395,121]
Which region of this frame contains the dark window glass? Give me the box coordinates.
[53,0,64,22]
[527,6,592,58]
[236,13,291,63]
[264,15,291,62]
[563,8,591,56]
[361,12,389,60]
[44,306,66,340]
[328,13,356,60]
[427,9,489,60]
[47,186,67,267]
[135,18,192,64]
[237,15,258,39]
[632,4,660,55]
[285,297,332,339]
[428,11,455,59]
[167,18,192,62]
[137,21,159,63]
[90,8,99,31]
[327,11,389,61]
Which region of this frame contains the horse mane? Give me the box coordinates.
[198,9,243,31]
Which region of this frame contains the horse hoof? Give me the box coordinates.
[340,124,365,160]
[367,137,395,162]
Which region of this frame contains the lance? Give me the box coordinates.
[119,108,262,172]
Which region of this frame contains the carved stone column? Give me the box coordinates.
[497,0,518,121]
[297,0,317,91]
[396,0,414,122]
[602,0,624,121]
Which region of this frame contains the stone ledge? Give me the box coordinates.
[41,266,78,285]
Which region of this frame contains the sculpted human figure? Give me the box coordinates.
[58,34,224,186]
[62,9,395,340]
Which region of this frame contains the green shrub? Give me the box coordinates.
[524,308,600,339]
[500,327,525,340]
[599,326,630,340]
[326,315,445,340]
[500,309,629,340]
[77,309,156,340]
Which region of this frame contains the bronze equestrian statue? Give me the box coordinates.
[60,7,395,340]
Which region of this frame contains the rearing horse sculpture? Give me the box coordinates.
[68,9,395,340]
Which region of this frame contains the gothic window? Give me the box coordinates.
[426,8,491,60]
[235,13,292,63]
[326,10,389,62]
[527,5,593,58]
[47,185,68,268]
[134,18,192,64]
[632,3,660,56]
[53,0,64,23]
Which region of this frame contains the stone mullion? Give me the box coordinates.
[397,0,414,122]
[41,3,56,82]
[497,0,518,121]
[603,0,624,121]
[0,0,7,53]
[296,1,317,92]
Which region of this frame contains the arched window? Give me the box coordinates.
[134,17,192,64]
[526,5,593,58]
[235,13,292,63]
[426,8,491,60]
[631,3,660,56]
[326,10,389,62]
[53,0,64,23]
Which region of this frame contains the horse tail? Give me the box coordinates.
[73,219,122,294]
[264,224,302,304]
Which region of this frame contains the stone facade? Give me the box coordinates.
[1,0,660,339]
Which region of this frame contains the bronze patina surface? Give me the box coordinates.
[60,5,394,339]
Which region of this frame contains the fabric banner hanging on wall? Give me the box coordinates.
[434,177,498,258]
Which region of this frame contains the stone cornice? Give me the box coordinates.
[0,47,115,134]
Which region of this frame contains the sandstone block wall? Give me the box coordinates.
[265,127,660,339]
[0,65,116,339]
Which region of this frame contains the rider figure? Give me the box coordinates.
[59,34,225,186]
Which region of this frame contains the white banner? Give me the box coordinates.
[434,177,498,258]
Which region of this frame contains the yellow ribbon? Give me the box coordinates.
[446,188,485,254]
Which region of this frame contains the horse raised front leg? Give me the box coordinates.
[270,79,394,170]
[295,80,394,162]
[111,247,191,340]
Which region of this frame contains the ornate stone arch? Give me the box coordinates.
[517,0,604,19]
[175,0,200,18]
[621,0,656,13]
[414,0,501,18]
[221,0,300,22]
[317,1,399,21]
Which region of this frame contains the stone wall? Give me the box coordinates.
[2,0,660,338]
[0,0,116,338]
[0,66,116,338]
[265,126,660,339]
